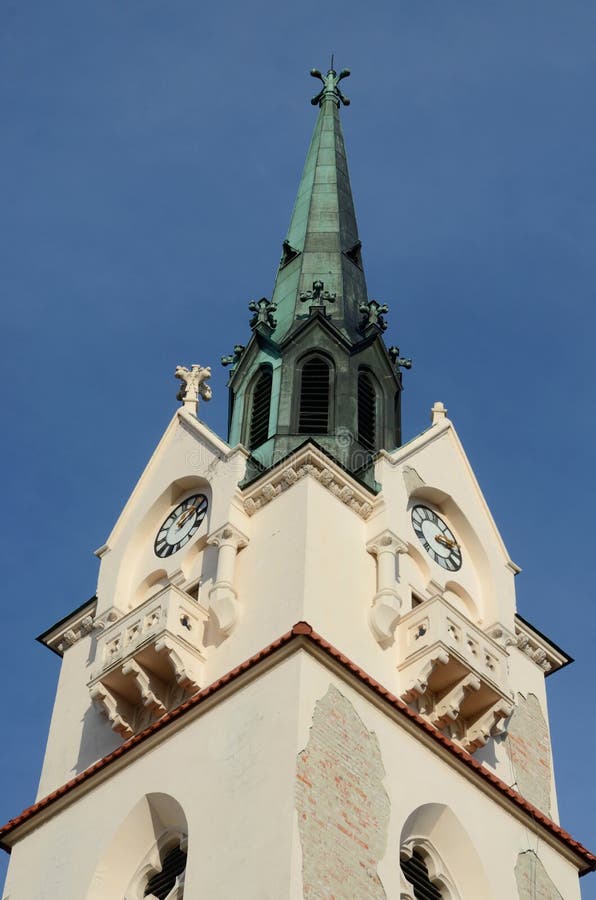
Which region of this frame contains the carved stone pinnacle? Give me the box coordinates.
[175,364,212,415]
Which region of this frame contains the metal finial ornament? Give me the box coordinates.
[248,297,277,331]
[310,65,351,107]
[359,299,389,333]
[221,344,246,369]
[389,347,413,371]
[300,280,336,306]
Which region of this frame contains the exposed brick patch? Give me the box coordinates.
[296,685,390,899]
[515,850,563,899]
[506,693,551,816]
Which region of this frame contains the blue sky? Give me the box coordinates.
[1,0,595,892]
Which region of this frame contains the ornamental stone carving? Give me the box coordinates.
[366,530,408,643]
[207,524,249,635]
[242,447,375,521]
[175,364,212,415]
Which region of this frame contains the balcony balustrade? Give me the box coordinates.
[88,584,207,738]
[396,595,513,752]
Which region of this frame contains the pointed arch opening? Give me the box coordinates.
[86,792,188,900]
[399,803,494,899]
[298,354,332,435]
[357,369,378,452]
[400,849,443,898]
[248,364,273,450]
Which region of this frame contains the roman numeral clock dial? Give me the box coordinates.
[154,494,209,558]
[411,504,462,572]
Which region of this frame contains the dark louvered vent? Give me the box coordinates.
[400,850,442,900]
[144,843,187,899]
[249,366,272,449]
[357,370,376,451]
[298,357,330,434]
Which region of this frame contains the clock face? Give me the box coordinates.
[411,504,462,572]
[154,494,209,558]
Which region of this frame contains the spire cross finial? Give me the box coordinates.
[248,297,277,332]
[300,280,336,308]
[310,65,351,107]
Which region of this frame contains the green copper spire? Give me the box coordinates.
[226,67,409,478]
[269,65,368,342]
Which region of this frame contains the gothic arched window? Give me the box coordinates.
[248,365,273,449]
[143,839,187,899]
[357,369,377,452]
[298,355,331,434]
[400,849,443,899]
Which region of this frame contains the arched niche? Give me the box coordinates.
[114,476,212,611]
[400,802,493,899]
[134,569,169,607]
[86,792,188,900]
[403,541,432,606]
[406,487,490,619]
[443,581,480,624]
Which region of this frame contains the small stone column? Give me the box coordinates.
[207,524,249,634]
[366,530,408,643]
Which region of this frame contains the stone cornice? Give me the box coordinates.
[514,614,572,675]
[241,445,377,519]
[36,597,97,657]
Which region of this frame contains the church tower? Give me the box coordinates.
[1,68,593,900]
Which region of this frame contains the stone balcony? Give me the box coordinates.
[396,595,514,752]
[88,585,208,739]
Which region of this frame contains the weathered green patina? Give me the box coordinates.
[225,68,410,478]
[269,66,365,344]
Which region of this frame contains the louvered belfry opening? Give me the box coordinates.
[357,369,376,451]
[144,841,187,899]
[298,356,330,434]
[249,365,273,449]
[400,850,443,900]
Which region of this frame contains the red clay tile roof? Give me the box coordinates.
[1,621,594,874]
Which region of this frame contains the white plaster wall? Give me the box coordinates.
[36,634,120,799]
[95,413,248,618]
[374,424,518,631]
[474,647,560,822]
[5,651,582,900]
[221,476,396,687]
[508,647,560,821]
[4,655,302,900]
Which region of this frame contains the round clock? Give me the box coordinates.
[411,504,462,571]
[154,494,208,558]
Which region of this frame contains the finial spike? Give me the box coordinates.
[310,63,351,107]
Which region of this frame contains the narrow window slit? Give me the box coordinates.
[249,366,273,449]
[358,370,376,451]
[298,357,330,434]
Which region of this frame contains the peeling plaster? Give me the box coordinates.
[296,685,390,898]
